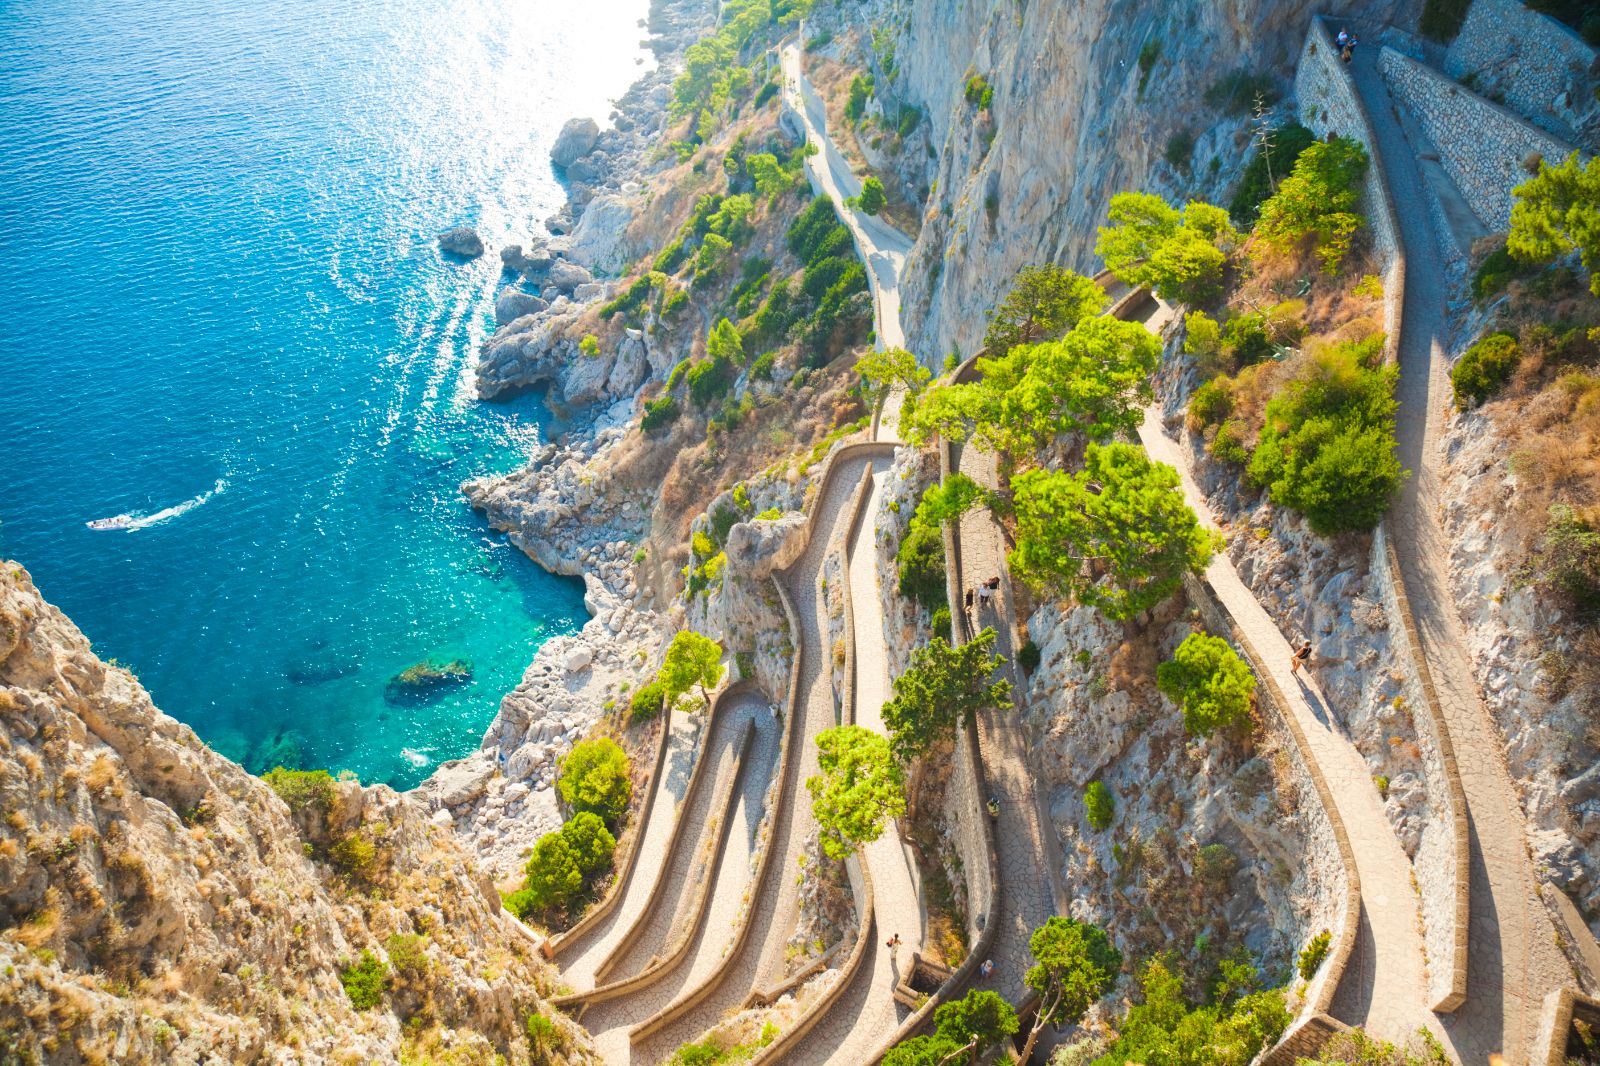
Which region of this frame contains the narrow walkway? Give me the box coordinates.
[780,39,913,354]
[576,695,779,1063]
[949,436,1060,1011]
[779,465,921,1065]
[557,711,705,990]
[1346,41,1574,1066]
[630,450,895,1065]
[1136,403,1443,1047]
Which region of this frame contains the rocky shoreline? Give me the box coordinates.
[414,0,717,880]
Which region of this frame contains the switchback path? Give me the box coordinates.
[556,710,704,990]
[1346,41,1574,1065]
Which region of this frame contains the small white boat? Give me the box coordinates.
[86,514,136,531]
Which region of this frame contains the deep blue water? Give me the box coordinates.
[0,0,650,787]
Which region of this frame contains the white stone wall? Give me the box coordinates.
[1444,0,1599,148]
[1379,46,1580,230]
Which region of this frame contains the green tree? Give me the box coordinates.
[1508,151,1600,295]
[916,472,987,527]
[1020,917,1123,1063]
[1091,957,1289,1066]
[746,152,793,200]
[520,812,616,915]
[881,629,1012,764]
[880,1035,966,1066]
[706,317,746,367]
[1096,192,1181,279]
[982,265,1110,358]
[1084,780,1115,831]
[262,767,337,815]
[630,679,667,722]
[907,317,1161,453]
[1156,632,1257,737]
[1097,194,1238,304]
[1011,443,1220,620]
[855,346,931,406]
[857,176,887,215]
[934,990,1018,1065]
[557,737,632,827]
[660,630,725,709]
[1247,338,1404,535]
[579,333,600,358]
[1255,137,1370,273]
[806,725,906,860]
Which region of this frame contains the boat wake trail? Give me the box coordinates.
[86,479,228,532]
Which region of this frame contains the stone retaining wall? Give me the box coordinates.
[1444,0,1598,148]
[1378,46,1578,230]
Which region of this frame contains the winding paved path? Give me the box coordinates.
[1345,40,1574,1065]
[556,711,705,990]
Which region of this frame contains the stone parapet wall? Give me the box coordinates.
[1444,0,1598,148]
[1379,46,1578,230]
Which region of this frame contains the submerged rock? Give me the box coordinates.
[436,226,485,258]
[550,117,599,168]
[384,658,473,703]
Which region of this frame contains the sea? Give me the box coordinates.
[0,0,652,788]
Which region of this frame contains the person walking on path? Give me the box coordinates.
[1290,639,1312,675]
[976,582,993,611]
[964,587,975,625]
[979,959,994,980]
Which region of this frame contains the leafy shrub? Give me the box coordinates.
[856,176,887,216]
[687,354,735,407]
[896,502,948,615]
[1184,309,1224,373]
[1210,420,1250,464]
[964,74,993,109]
[642,395,679,434]
[845,73,874,122]
[1164,130,1195,171]
[1248,337,1404,535]
[1189,378,1234,430]
[630,679,667,722]
[329,830,378,880]
[385,933,430,984]
[1194,843,1239,886]
[1157,632,1257,737]
[654,236,689,275]
[527,1011,569,1057]
[1508,151,1600,297]
[1421,0,1471,41]
[520,811,616,916]
[1298,929,1332,980]
[1017,639,1041,673]
[897,106,922,138]
[1204,69,1281,115]
[557,738,631,827]
[1085,780,1115,831]
[1450,332,1520,408]
[1093,957,1289,1066]
[340,950,389,1010]
[1518,505,1600,616]
[748,351,777,380]
[262,767,336,815]
[930,604,953,643]
[1229,123,1318,226]
[1256,137,1370,272]
[1221,311,1274,369]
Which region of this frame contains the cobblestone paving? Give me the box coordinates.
[1346,42,1576,1066]
[558,712,705,990]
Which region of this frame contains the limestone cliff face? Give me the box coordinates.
[0,564,587,1065]
[855,0,1407,360]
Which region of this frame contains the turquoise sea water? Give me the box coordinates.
[0,0,650,787]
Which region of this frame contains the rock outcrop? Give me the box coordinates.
[0,564,589,1064]
[551,117,600,168]
[436,226,485,258]
[494,288,549,326]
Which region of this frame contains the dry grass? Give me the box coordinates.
[1230,236,1384,338]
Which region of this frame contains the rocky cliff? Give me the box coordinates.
[821,0,1408,361]
[0,563,588,1065]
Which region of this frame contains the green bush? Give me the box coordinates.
[1248,337,1404,535]
[1194,843,1239,886]
[1204,69,1281,116]
[1017,639,1041,673]
[857,176,887,216]
[1210,420,1250,465]
[1298,929,1332,980]
[1164,130,1195,171]
[1471,247,1528,302]
[1189,378,1234,430]
[385,933,430,984]
[896,497,949,615]
[1156,632,1257,737]
[897,106,922,138]
[1256,137,1370,273]
[1518,505,1600,616]
[527,1011,569,1057]
[1451,332,1520,408]
[329,830,378,880]
[262,767,336,815]
[557,738,632,827]
[1092,957,1289,1066]
[339,950,390,1010]
[964,74,993,109]
[521,811,616,916]
[845,73,874,122]
[1222,312,1274,369]
[1096,193,1237,306]
[1421,0,1471,41]
[642,395,679,434]
[630,679,667,722]
[1085,780,1115,831]
[1229,123,1318,226]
